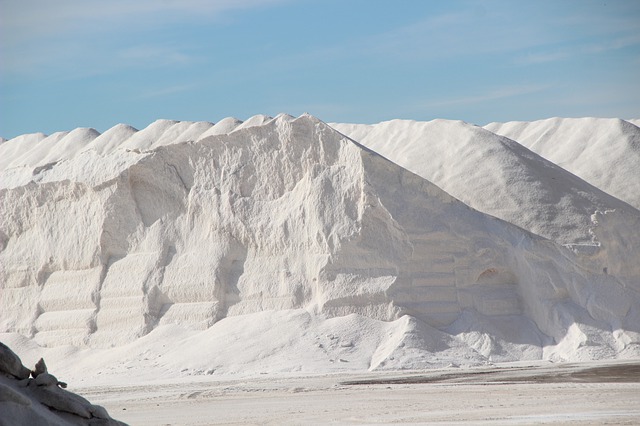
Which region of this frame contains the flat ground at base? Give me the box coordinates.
[78,361,640,425]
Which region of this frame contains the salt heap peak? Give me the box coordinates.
[197,117,243,138]
[0,132,47,170]
[0,114,639,376]
[234,114,273,131]
[84,123,139,155]
[117,119,180,151]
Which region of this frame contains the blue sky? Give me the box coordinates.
[1,0,639,138]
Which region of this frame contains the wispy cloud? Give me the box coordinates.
[0,0,289,76]
[417,84,552,109]
[118,45,193,67]
[0,41,196,80]
[133,84,197,100]
[261,4,576,74]
[586,33,640,54]
[256,8,543,76]
[273,2,640,72]
[1,0,290,47]
[516,51,571,65]
[363,10,546,59]
[515,33,640,65]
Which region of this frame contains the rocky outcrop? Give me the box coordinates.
[0,342,30,380]
[0,342,125,426]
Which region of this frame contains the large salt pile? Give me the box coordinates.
[1,114,639,382]
[330,119,640,246]
[485,118,640,210]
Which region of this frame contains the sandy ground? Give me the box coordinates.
[75,361,640,425]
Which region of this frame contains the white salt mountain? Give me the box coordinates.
[485,117,640,210]
[330,119,640,246]
[0,115,639,381]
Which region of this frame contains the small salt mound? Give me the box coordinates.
[0,129,101,188]
[234,114,273,131]
[172,121,214,142]
[9,128,100,170]
[84,123,139,155]
[197,117,244,139]
[0,132,47,170]
[6,131,69,169]
[119,119,179,151]
[273,112,296,122]
[152,121,214,148]
[485,117,640,209]
[38,128,101,166]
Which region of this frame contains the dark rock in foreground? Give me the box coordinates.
[0,342,126,426]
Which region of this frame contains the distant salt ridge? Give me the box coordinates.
[0,114,277,174]
[1,114,639,380]
[485,117,640,210]
[0,114,311,193]
[330,119,640,246]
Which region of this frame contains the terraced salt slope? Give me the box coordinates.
[330,119,639,246]
[2,114,639,375]
[485,118,640,210]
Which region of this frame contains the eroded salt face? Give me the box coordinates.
[1,114,638,379]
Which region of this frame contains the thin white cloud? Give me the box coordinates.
[417,84,552,109]
[266,2,640,73]
[261,5,570,72]
[516,51,571,65]
[133,84,197,100]
[0,40,195,79]
[515,33,640,65]
[118,45,193,67]
[1,0,290,47]
[0,0,289,76]
[357,6,566,61]
[586,33,640,54]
